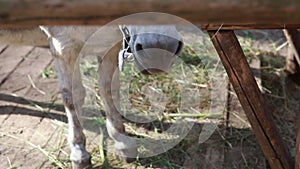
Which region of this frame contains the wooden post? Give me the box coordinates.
[296,107,300,169]
[208,30,293,169]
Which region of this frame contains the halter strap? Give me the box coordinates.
[118,25,134,71]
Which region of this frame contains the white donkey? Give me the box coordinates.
[1,26,183,168]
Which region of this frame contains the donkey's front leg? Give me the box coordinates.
[98,43,137,162]
[52,43,91,169]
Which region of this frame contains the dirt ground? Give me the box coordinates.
[0,29,298,169]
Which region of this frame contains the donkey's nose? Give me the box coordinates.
[175,41,184,55]
[134,34,183,56]
[135,40,183,56]
[131,33,183,74]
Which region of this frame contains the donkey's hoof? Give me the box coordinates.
[70,144,92,169]
[71,153,91,169]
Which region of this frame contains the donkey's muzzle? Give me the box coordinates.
[131,34,183,74]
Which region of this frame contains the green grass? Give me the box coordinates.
[77,31,227,168]
[42,64,57,79]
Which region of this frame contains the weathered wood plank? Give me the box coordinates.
[208,30,292,169]
[0,47,60,168]
[0,46,34,85]
[1,0,300,26]
[0,46,52,125]
[0,47,53,95]
[202,24,300,30]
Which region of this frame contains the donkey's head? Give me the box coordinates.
[121,25,183,74]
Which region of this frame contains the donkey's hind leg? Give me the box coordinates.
[51,41,91,169]
[98,43,137,162]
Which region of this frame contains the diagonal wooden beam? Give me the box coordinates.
[208,30,293,169]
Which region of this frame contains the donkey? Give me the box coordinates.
[0,25,183,168]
